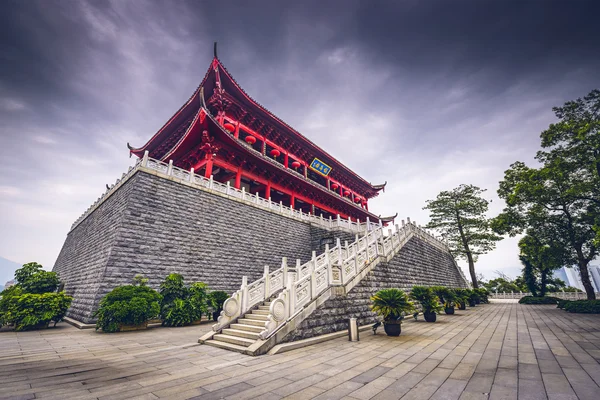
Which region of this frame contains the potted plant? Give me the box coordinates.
[409,286,443,322]
[454,289,470,310]
[443,289,457,314]
[370,288,414,336]
[467,289,478,307]
[209,291,230,321]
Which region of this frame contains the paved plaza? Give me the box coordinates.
[1,302,599,400]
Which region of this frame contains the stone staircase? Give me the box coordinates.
[204,300,272,352]
[199,222,463,355]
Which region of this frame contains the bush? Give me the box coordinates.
[518,296,559,304]
[94,285,161,332]
[209,291,230,314]
[475,288,490,304]
[0,263,72,331]
[563,300,600,314]
[371,288,414,321]
[454,288,471,307]
[159,274,210,327]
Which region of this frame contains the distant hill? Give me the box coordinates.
[0,257,22,286]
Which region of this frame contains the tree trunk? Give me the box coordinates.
[578,260,596,300]
[466,251,478,288]
[540,270,547,297]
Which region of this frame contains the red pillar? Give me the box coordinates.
[365,200,369,211]
[235,169,242,189]
[266,181,271,200]
[339,185,343,196]
[205,159,213,178]
[234,122,240,139]
[284,152,289,168]
[290,193,295,209]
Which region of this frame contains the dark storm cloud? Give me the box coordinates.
[0,0,599,277]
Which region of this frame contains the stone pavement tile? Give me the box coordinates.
[350,366,392,384]
[190,382,253,400]
[312,381,364,400]
[439,355,465,370]
[475,357,499,374]
[461,352,484,366]
[281,386,325,400]
[561,367,600,400]
[535,349,556,361]
[580,362,600,386]
[541,373,578,400]
[537,359,562,375]
[519,363,542,381]
[400,367,453,400]
[383,362,418,379]
[376,371,425,399]
[347,376,395,400]
[553,356,579,369]
[462,372,494,395]
[272,373,329,397]
[518,352,538,365]
[570,351,598,365]
[493,368,518,388]
[518,378,547,400]
[412,359,441,375]
[498,355,517,369]
[314,369,364,390]
[225,378,294,400]
[430,378,468,400]
[489,384,517,400]
[449,364,477,381]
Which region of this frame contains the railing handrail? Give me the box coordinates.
[69,153,386,234]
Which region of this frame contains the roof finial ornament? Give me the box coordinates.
[214,42,218,59]
[199,86,207,108]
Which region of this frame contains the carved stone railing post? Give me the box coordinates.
[263,265,270,300]
[142,150,149,167]
[189,167,195,182]
[282,257,288,290]
[241,275,248,313]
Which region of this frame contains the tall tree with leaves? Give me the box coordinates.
[494,160,598,299]
[518,234,566,296]
[423,184,502,288]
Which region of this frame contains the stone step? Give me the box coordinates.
[213,334,255,347]
[245,313,268,320]
[258,305,270,311]
[204,339,249,354]
[252,309,270,315]
[230,323,263,333]
[238,318,267,327]
[222,328,260,340]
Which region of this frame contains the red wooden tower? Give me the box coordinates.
[129,44,392,224]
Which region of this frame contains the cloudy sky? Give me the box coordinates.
[1,0,598,280]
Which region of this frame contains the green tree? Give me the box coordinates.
[14,262,59,294]
[424,184,502,287]
[518,234,565,296]
[495,159,598,299]
[483,277,521,294]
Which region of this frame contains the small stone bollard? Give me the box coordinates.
[348,318,359,342]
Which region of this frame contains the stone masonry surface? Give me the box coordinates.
[2,302,599,400]
[53,170,360,323]
[284,236,469,342]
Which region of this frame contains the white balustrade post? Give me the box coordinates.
[226,181,230,196]
[264,265,270,299]
[337,214,341,227]
[337,238,342,262]
[167,160,173,175]
[324,243,330,265]
[407,217,411,224]
[188,167,195,182]
[142,150,149,167]
[255,192,259,204]
[366,217,371,231]
[282,257,288,289]
[295,258,301,281]
[241,276,248,313]
[311,268,318,298]
[356,218,361,232]
[241,186,246,200]
[329,215,333,227]
[209,175,214,189]
[311,251,317,272]
[280,201,283,212]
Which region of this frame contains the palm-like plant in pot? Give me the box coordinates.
[409,286,443,322]
[454,289,470,310]
[371,288,414,336]
[443,289,457,314]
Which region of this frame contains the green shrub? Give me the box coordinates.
[371,288,414,321]
[518,296,559,304]
[94,285,161,332]
[563,300,600,314]
[475,288,490,304]
[454,288,471,308]
[209,291,229,314]
[430,286,457,307]
[14,262,59,294]
[160,273,188,311]
[159,275,210,327]
[189,282,209,318]
[0,263,72,331]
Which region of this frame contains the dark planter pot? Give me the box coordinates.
[383,321,401,336]
[423,312,437,322]
[444,306,455,315]
[458,303,466,310]
[212,311,220,321]
[468,300,476,307]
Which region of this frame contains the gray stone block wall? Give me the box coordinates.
[53,170,362,323]
[283,236,468,342]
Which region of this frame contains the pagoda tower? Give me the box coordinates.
[128,43,391,224]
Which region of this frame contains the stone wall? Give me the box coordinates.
[283,236,468,342]
[54,170,363,323]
